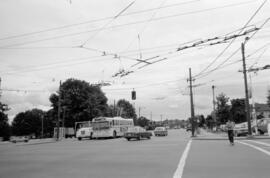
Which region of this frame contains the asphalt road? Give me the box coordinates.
[0,129,190,178]
[1,130,270,178]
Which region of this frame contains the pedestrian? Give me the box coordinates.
[226,119,235,145]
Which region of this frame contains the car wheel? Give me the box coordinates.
[78,137,82,141]
[137,136,140,140]
[147,136,151,139]
[127,138,130,141]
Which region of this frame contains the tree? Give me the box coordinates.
[216,93,230,125]
[0,102,10,141]
[267,90,270,108]
[116,99,136,119]
[205,115,214,130]
[12,109,46,138]
[230,98,245,124]
[198,115,205,127]
[49,78,109,128]
[136,116,150,128]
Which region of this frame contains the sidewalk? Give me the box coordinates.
[193,129,270,140]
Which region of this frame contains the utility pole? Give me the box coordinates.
[212,85,216,111]
[249,74,258,134]
[113,100,116,117]
[188,68,195,137]
[150,111,152,121]
[241,42,252,136]
[0,77,2,99]
[138,107,141,118]
[57,80,62,141]
[41,114,44,139]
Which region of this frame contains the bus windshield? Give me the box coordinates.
[92,121,110,130]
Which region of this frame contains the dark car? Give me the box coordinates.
[124,126,152,141]
[10,136,29,143]
[154,127,168,136]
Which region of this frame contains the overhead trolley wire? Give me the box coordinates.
[194,0,268,78]
[195,17,270,80]
[0,0,199,42]
[0,1,257,49]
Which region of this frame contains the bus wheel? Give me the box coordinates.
[113,131,117,138]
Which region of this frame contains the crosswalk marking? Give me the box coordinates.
[237,141,270,156]
[173,140,192,178]
[245,140,270,147]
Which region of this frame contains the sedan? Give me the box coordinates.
[124,126,152,141]
[10,136,29,143]
[154,127,168,136]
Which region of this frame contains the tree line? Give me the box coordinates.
[0,78,138,140]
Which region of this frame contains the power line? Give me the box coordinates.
[0,1,257,49]
[194,0,268,78]
[0,0,199,42]
[81,1,136,47]
[195,18,270,79]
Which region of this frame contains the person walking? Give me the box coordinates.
[226,119,235,145]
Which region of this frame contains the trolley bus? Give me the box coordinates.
[92,117,134,138]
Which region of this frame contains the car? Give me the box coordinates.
[186,125,192,132]
[154,127,168,136]
[257,118,270,135]
[10,136,29,143]
[233,122,249,137]
[124,126,152,141]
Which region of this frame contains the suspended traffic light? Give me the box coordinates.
[132,90,136,100]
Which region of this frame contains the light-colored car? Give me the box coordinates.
[154,127,168,136]
[76,127,93,140]
[10,136,29,143]
[234,122,248,137]
[257,118,270,135]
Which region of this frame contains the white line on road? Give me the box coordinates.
[245,140,270,147]
[173,139,192,178]
[237,141,270,156]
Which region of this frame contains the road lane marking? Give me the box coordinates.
[173,139,192,178]
[237,141,270,156]
[245,140,270,147]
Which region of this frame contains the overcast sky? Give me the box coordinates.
[0,0,270,122]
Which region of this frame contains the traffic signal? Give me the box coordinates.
[132,90,136,100]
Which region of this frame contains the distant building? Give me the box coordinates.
[253,103,270,118]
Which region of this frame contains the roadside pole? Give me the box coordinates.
[41,114,44,139]
[249,73,258,135]
[188,68,195,137]
[212,85,216,111]
[57,80,62,141]
[241,41,252,136]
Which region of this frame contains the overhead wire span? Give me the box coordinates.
[81,1,136,47]
[0,0,257,49]
[0,0,199,42]
[194,0,268,78]
[195,18,270,80]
